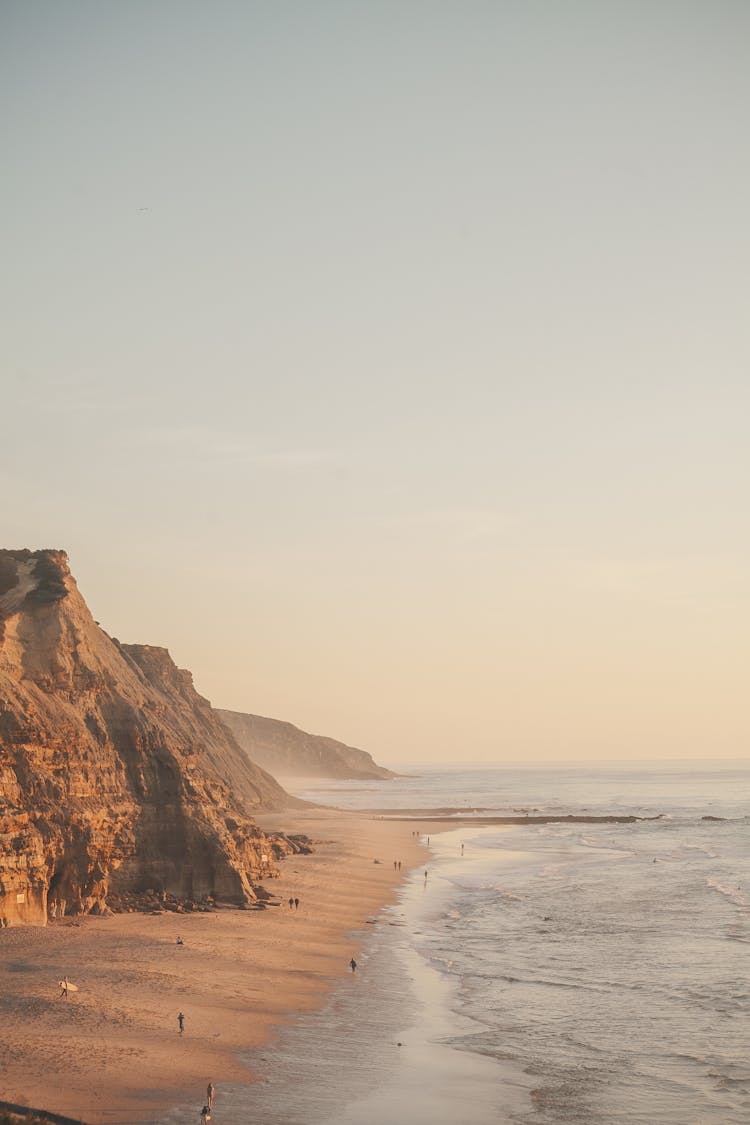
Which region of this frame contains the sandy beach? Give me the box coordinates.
[0,809,430,1125]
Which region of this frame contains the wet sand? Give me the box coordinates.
[0,809,431,1125]
[217,832,534,1125]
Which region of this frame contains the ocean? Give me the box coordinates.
[204,761,750,1125]
[273,762,750,1125]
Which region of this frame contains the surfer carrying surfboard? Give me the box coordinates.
[58,977,79,998]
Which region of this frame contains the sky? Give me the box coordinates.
[2,1,748,767]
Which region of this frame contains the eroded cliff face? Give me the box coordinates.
[0,549,300,927]
[218,709,396,780]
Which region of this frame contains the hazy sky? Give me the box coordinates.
[3,2,748,767]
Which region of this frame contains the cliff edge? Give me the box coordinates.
[218,708,396,780]
[0,549,301,927]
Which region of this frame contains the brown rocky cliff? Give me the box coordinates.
[218,708,396,780]
[0,549,301,927]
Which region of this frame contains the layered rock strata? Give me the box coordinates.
[0,549,300,926]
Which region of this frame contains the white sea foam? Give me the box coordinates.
[279,763,750,1125]
[684,842,719,858]
[706,877,749,910]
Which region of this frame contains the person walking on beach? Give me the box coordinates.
[207,1082,215,1109]
[176,935,184,945]
[177,1011,185,1034]
[350,958,357,972]
[294,897,299,910]
[59,976,69,999]
[289,897,294,909]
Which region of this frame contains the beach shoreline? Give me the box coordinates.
[0,809,434,1125]
[231,821,535,1125]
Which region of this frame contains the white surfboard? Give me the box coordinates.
[58,980,78,992]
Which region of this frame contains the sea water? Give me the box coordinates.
[276,762,750,1125]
